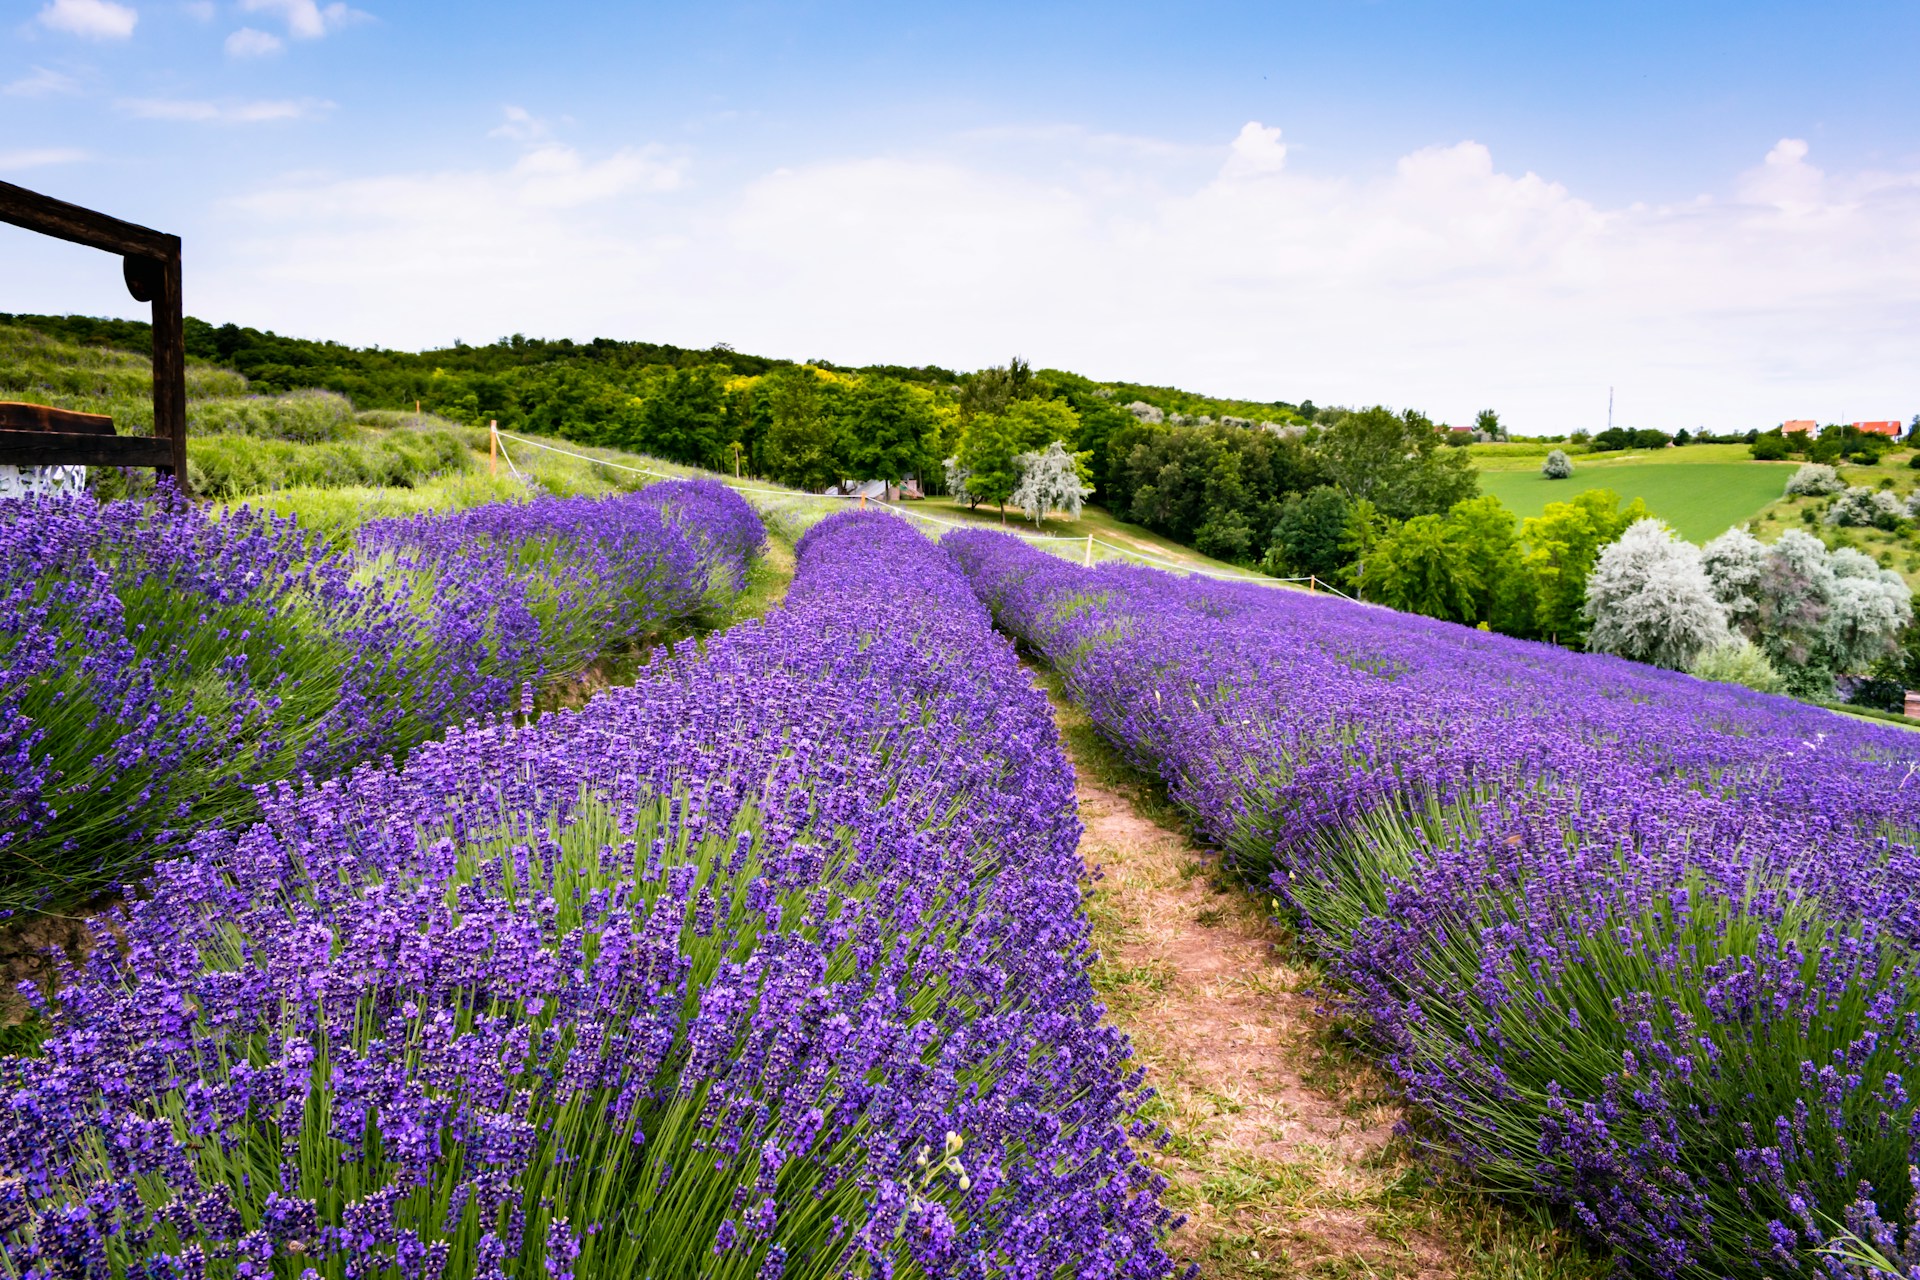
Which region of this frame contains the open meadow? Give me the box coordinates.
[1476,453,1793,542]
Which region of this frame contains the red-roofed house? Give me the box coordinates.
[1782,419,1819,437]
[1853,420,1903,438]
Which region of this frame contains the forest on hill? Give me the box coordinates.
[18,309,1918,713]
[2,309,1333,554]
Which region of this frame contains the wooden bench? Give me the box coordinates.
[0,401,173,469]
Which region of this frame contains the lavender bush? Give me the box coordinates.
[0,511,1177,1279]
[0,482,762,912]
[358,480,763,695]
[945,527,1920,1279]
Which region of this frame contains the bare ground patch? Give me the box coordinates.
[1042,670,1599,1280]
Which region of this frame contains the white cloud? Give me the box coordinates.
[1221,121,1288,180]
[224,26,283,56]
[128,123,1920,433]
[3,66,81,96]
[238,0,368,39]
[0,147,88,170]
[37,0,138,39]
[119,95,333,122]
[490,105,550,143]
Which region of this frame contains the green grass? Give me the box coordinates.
[1479,459,1793,542]
[908,495,1290,580]
[1745,454,1920,589]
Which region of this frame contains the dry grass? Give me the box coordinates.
[1043,668,1603,1280]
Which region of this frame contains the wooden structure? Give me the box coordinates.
[0,180,187,482]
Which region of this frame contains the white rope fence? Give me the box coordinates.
[488,423,1358,598]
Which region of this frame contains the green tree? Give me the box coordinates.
[1266,485,1352,581]
[844,377,934,483]
[1362,515,1481,622]
[1339,499,1390,595]
[635,364,730,468]
[1319,406,1477,519]
[959,357,1035,419]
[955,413,1028,518]
[758,366,844,491]
[1475,408,1502,440]
[1520,488,1651,644]
[1114,422,1323,560]
[1445,494,1533,633]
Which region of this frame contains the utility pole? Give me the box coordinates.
[1607,387,1614,433]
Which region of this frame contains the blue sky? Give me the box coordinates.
[5,0,1919,431]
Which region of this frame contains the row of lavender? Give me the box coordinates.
[0,479,763,912]
[1,511,1178,1279]
[945,528,1920,1279]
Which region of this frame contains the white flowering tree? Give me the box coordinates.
[943,455,974,508]
[1700,526,1767,627]
[1826,486,1907,529]
[1699,527,1912,697]
[1784,463,1844,497]
[1009,440,1094,525]
[1827,547,1914,672]
[1584,519,1730,669]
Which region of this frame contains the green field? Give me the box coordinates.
[1479,456,1792,542]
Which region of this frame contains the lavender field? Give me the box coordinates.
[0,479,762,913]
[946,528,1920,1279]
[0,506,1178,1278]
[12,476,1920,1278]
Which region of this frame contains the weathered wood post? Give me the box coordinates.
[0,180,188,488]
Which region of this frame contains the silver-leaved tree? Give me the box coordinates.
[1010,440,1093,525]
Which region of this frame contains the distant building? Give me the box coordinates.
[1852,420,1903,438]
[820,477,922,502]
[1782,419,1819,438]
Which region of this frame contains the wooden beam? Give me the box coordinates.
[0,180,176,261]
[0,432,173,469]
[148,253,188,481]
[0,403,114,434]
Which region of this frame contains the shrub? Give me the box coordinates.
[0,490,460,909]
[1688,637,1785,693]
[187,389,356,443]
[1827,486,1907,530]
[185,429,474,500]
[1541,448,1574,479]
[1784,462,1845,497]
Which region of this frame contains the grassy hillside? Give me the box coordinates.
[1473,439,1920,585]
[1478,453,1794,541]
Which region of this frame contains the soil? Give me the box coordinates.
[1057,684,1460,1278]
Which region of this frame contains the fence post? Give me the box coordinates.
[1085,534,1094,567]
[489,421,498,476]
[1309,574,1317,593]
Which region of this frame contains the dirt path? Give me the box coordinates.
[1043,672,1591,1280]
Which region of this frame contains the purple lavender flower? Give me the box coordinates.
[945,525,1920,1279]
[2,511,1175,1278]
